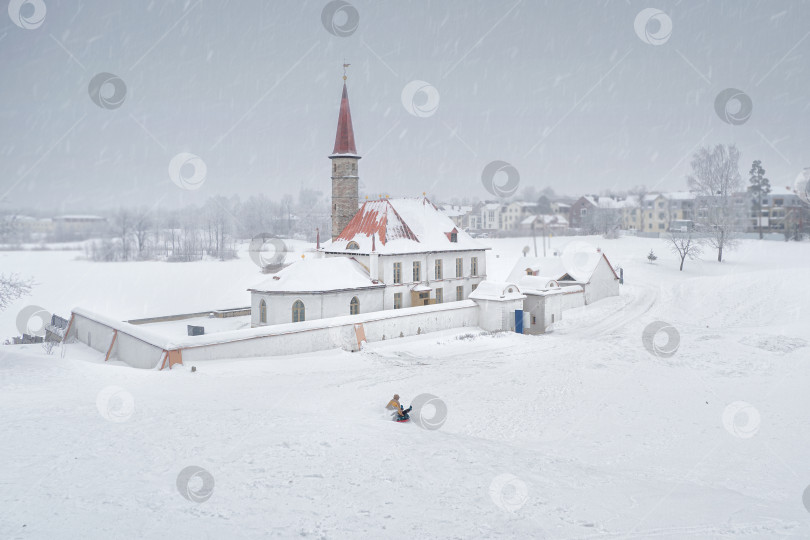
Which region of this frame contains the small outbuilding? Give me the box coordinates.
[507,247,620,307]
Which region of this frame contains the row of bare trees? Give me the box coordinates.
[84,190,330,262]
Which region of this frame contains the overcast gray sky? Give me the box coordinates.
[1,0,809,212]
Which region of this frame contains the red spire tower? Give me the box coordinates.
[330,68,361,241]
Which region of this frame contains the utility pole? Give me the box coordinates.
[531,219,538,257]
[542,219,547,257]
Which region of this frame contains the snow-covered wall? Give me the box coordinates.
[68,280,535,369]
[67,311,165,369]
[182,300,480,364]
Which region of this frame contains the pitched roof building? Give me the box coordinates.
[250,80,489,327]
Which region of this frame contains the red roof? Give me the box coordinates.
[332,83,358,155]
[335,199,419,245]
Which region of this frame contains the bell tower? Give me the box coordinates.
[330,70,360,241]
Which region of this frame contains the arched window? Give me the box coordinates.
[259,299,267,324]
[346,241,359,250]
[350,296,360,315]
[292,300,305,322]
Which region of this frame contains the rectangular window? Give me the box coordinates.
[413,261,421,282]
[393,262,402,284]
[456,285,463,301]
[455,257,463,278]
[393,292,402,309]
[471,283,478,292]
[435,288,443,304]
[471,257,478,276]
[434,259,443,280]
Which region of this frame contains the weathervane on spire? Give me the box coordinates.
[343,59,350,81]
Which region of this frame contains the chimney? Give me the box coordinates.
[369,234,379,281]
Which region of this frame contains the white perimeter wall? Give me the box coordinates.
[560,288,586,310]
[183,301,479,364]
[67,312,165,369]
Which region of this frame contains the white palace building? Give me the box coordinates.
[248,81,488,327]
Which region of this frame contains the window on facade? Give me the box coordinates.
[292,300,305,322]
[259,299,267,324]
[456,257,463,277]
[471,283,478,292]
[434,259,443,280]
[350,296,359,315]
[393,292,402,309]
[658,223,665,230]
[393,262,402,284]
[581,208,587,216]
[450,232,457,242]
[471,257,478,276]
[456,285,463,301]
[346,241,359,250]
[435,288,443,304]
[413,261,421,282]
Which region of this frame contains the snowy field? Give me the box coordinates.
[1,236,809,538]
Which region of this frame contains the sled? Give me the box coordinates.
[395,418,410,423]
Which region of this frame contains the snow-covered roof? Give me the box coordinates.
[468,281,525,301]
[440,205,473,217]
[581,196,630,209]
[507,247,617,284]
[326,197,486,255]
[520,214,569,226]
[768,185,800,196]
[248,257,383,293]
[664,191,697,200]
[507,257,569,283]
[517,276,582,296]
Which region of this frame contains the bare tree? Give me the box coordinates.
[132,207,153,259]
[687,144,742,262]
[113,208,133,261]
[0,273,33,311]
[668,231,703,271]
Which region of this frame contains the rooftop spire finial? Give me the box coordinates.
[342,60,350,81]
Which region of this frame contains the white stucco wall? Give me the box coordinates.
[474,297,524,332]
[67,312,165,369]
[559,287,586,310]
[111,332,165,369]
[583,258,620,305]
[69,313,116,354]
[182,301,480,364]
[377,251,486,308]
[251,288,385,326]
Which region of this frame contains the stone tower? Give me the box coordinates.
[330,82,360,241]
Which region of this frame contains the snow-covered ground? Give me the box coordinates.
[1,236,809,538]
